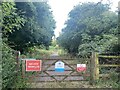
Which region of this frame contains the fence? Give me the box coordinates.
[15,51,120,84]
[90,52,120,85]
[21,58,90,82]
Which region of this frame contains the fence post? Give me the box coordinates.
[90,52,99,85]
[16,51,20,73]
[22,60,25,78]
[96,52,99,80]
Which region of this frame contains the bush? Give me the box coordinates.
[2,42,17,88]
[95,71,119,88]
[2,42,28,88]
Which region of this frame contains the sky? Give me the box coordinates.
[48,0,119,37]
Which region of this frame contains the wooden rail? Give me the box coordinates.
[90,52,120,85]
[99,55,120,58]
[99,64,120,67]
[38,58,81,60]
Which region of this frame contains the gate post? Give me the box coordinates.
[90,52,99,85]
[16,51,20,73]
[22,60,25,78]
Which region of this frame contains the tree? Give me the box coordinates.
[57,2,118,57]
[1,2,25,38]
[1,1,26,88]
[7,2,56,52]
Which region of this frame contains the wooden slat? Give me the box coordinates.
[99,64,120,67]
[43,63,78,65]
[34,76,55,82]
[99,73,118,78]
[25,74,90,78]
[99,55,120,58]
[99,74,109,77]
[62,71,75,81]
[43,60,56,65]
[54,76,65,81]
[43,71,57,81]
[25,75,89,82]
[38,58,80,60]
[33,78,87,82]
[46,71,72,75]
[42,70,75,72]
[64,76,84,81]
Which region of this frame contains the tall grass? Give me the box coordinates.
[95,70,119,88]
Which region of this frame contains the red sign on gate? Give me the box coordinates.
[26,60,42,71]
[77,64,86,72]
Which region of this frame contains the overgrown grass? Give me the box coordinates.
[95,71,119,88]
[21,46,55,59]
[21,45,68,59]
[13,73,29,88]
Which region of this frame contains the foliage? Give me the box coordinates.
[1,2,28,88]
[2,42,23,88]
[2,43,15,88]
[95,71,119,88]
[1,2,25,37]
[13,72,29,88]
[21,46,53,59]
[57,2,118,57]
[1,1,56,88]
[7,2,56,53]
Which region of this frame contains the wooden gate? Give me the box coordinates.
[16,52,120,84]
[21,58,90,82]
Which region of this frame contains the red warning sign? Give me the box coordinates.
[77,64,86,72]
[26,60,42,71]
